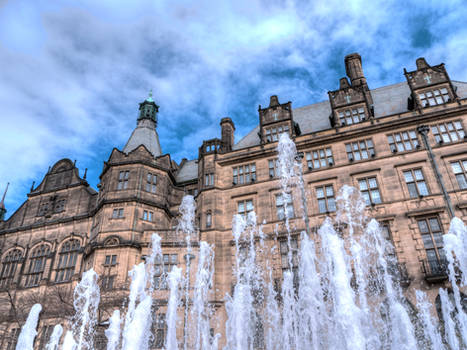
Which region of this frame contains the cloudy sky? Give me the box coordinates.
[0,0,466,216]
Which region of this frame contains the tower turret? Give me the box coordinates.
[124,91,162,157]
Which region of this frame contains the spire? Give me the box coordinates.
[0,182,9,221]
[123,92,162,157]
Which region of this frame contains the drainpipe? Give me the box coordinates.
[417,125,454,219]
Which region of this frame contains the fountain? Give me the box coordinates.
[15,303,41,350]
[17,132,466,350]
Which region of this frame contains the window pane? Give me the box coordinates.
[456,174,467,189]
[359,180,368,191]
[326,186,334,196]
[371,190,381,203]
[414,169,424,181]
[246,201,253,211]
[428,218,440,232]
[403,171,414,183]
[451,162,462,174]
[318,199,327,213]
[316,187,324,198]
[368,178,377,188]
[328,198,336,212]
[418,182,429,196]
[418,220,428,233]
[407,183,418,198]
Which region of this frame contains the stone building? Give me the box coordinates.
[0,54,466,349]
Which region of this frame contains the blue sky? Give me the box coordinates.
[0,0,466,217]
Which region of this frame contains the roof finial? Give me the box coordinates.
[0,183,9,220]
[0,183,9,207]
[146,89,154,103]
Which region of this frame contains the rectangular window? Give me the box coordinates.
[143,210,153,221]
[101,275,115,290]
[451,160,467,189]
[154,254,178,290]
[419,88,450,107]
[112,208,124,218]
[265,124,290,142]
[38,325,54,349]
[306,147,334,170]
[280,238,299,287]
[345,139,375,161]
[432,121,465,143]
[204,173,214,187]
[418,217,445,271]
[338,106,366,125]
[358,177,382,205]
[146,173,157,193]
[117,171,129,190]
[237,199,254,217]
[268,159,279,178]
[387,130,420,152]
[403,169,429,198]
[154,313,166,348]
[104,255,117,266]
[233,164,256,185]
[206,213,212,228]
[6,328,20,350]
[275,193,294,220]
[316,185,336,213]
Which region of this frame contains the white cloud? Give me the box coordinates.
[0,0,466,214]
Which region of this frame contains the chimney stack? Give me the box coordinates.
[345,53,367,87]
[220,117,235,152]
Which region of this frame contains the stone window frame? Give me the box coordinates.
[112,208,124,219]
[143,210,154,222]
[24,243,51,288]
[305,147,334,171]
[101,275,116,290]
[417,216,445,266]
[337,104,366,126]
[357,176,382,206]
[403,168,430,198]
[387,130,420,153]
[154,254,178,290]
[146,172,157,193]
[37,202,49,216]
[237,199,254,218]
[206,211,212,228]
[117,170,130,190]
[104,254,117,266]
[0,248,23,289]
[153,313,166,348]
[418,86,450,107]
[431,120,465,144]
[450,159,467,190]
[265,123,290,142]
[55,238,80,283]
[316,184,336,213]
[345,139,375,162]
[204,173,214,187]
[275,192,295,220]
[268,158,279,178]
[233,164,256,185]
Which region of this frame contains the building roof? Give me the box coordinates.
[175,80,467,183]
[233,80,467,150]
[176,159,198,183]
[123,119,162,157]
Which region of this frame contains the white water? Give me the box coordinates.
[72,269,100,350]
[166,266,183,350]
[104,310,120,350]
[19,133,467,350]
[15,303,42,350]
[46,324,63,350]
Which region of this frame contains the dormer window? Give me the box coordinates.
[338,106,365,126]
[265,124,289,142]
[419,88,450,107]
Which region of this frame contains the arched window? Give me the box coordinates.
[55,239,80,283]
[0,249,22,288]
[24,244,50,287]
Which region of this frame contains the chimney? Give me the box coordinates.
[345,53,367,87]
[220,117,235,152]
[416,57,429,70]
[269,95,280,107]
